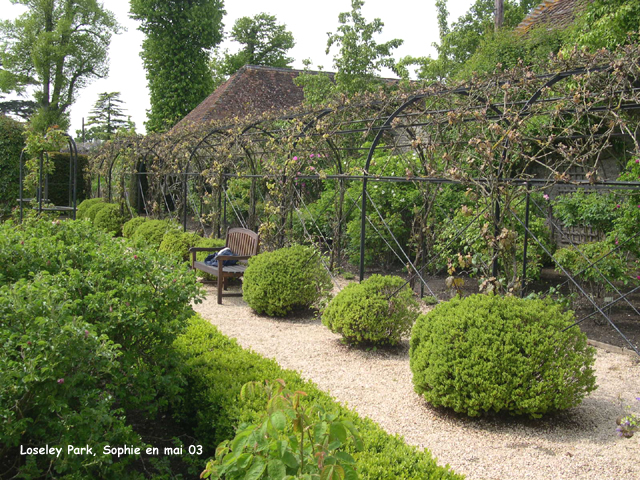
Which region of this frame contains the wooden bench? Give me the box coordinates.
[189,228,260,304]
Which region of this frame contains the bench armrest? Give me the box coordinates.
[189,246,223,267]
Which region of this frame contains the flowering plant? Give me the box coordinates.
[616,397,640,438]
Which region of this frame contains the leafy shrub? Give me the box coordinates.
[0,115,24,217]
[0,276,140,478]
[0,218,203,477]
[84,200,110,223]
[122,215,147,238]
[93,202,126,236]
[322,274,419,346]
[243,245,332,317]
[553,189,618,234]
[554,241,635,296]
[76,197,104,220]
[159,230,201,261]
[201,380,362,480]
[173,315,463,480]
[410,294,597,418]
[131,219,180,249]
[434,193,555,286]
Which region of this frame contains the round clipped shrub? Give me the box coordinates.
[122,216,147,239]
[410,294,597,418]
[131,219,179,249]
[159,231,201,261]
[243,245,332,317]
[76,198,103,220]
[93,203,125,236]
[322,274,419,346]
[84,201,110,223]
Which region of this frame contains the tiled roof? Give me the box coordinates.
[174,65,333,129]
[516,0,592,34]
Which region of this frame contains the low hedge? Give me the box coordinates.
[173,315,462,480]
[122,216,147,238]
[410,294,597,418]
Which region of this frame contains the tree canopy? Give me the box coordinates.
[77,92,134,141]
[0,0,121,132]
[296,0,403,105]
[130,0,225,133]
[221,13,295,76]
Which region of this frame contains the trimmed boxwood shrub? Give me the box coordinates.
[159,231,201,261]
[84,200,110,223]
[322,274,419,346]
[410,294,597,418]
[122,215,147,238]
[93,203,126,236]
[243,245,332,317]
[173,315,463,480]
[76,197,104,220]
[131,219,179,249]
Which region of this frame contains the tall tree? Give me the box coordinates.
[0,0,121,132]
[223,13,295,75]
[296,0,403,105]
[130,0,225,133]
[78,92,134,141]
[412,0,540,82]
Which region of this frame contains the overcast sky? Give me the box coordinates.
[1,0,476,135]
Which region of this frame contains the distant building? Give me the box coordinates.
[516,0,592,34]
[174,65,333,129]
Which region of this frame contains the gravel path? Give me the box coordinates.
[193,283,640,480]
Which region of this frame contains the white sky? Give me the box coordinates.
[1,0,476,135]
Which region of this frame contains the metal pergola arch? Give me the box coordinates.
[90,55,640,354]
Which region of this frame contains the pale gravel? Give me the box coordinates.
[193,281,640,480]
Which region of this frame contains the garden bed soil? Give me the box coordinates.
[193,280,640,480]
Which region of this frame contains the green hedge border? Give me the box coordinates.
[173,315,463,480]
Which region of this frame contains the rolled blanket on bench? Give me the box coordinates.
[204,247,238,267]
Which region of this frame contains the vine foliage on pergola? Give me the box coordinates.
[91,42,640,302]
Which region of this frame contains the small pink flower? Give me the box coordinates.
[57,378,64,384]
[109,305,113,312]
[615,239,619,245]
[310,154,314,158]
[292,156,298,161]
[543,194,550,201]
[636,159,639,163]
[27,341,32,346]
[615,204,621,209]
[309,166,315,171]
[84,330,89,338]
[133,255,138,260]
[20,241,24,245]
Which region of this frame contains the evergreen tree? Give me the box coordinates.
[77,92,134,141]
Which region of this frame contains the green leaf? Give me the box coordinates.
[320,464,345,480]
[329,423,347,445]
[270,410,287,431]
[244,457,266,480]
[267,459,287,479]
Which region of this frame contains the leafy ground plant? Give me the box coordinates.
[201,379,362,480]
